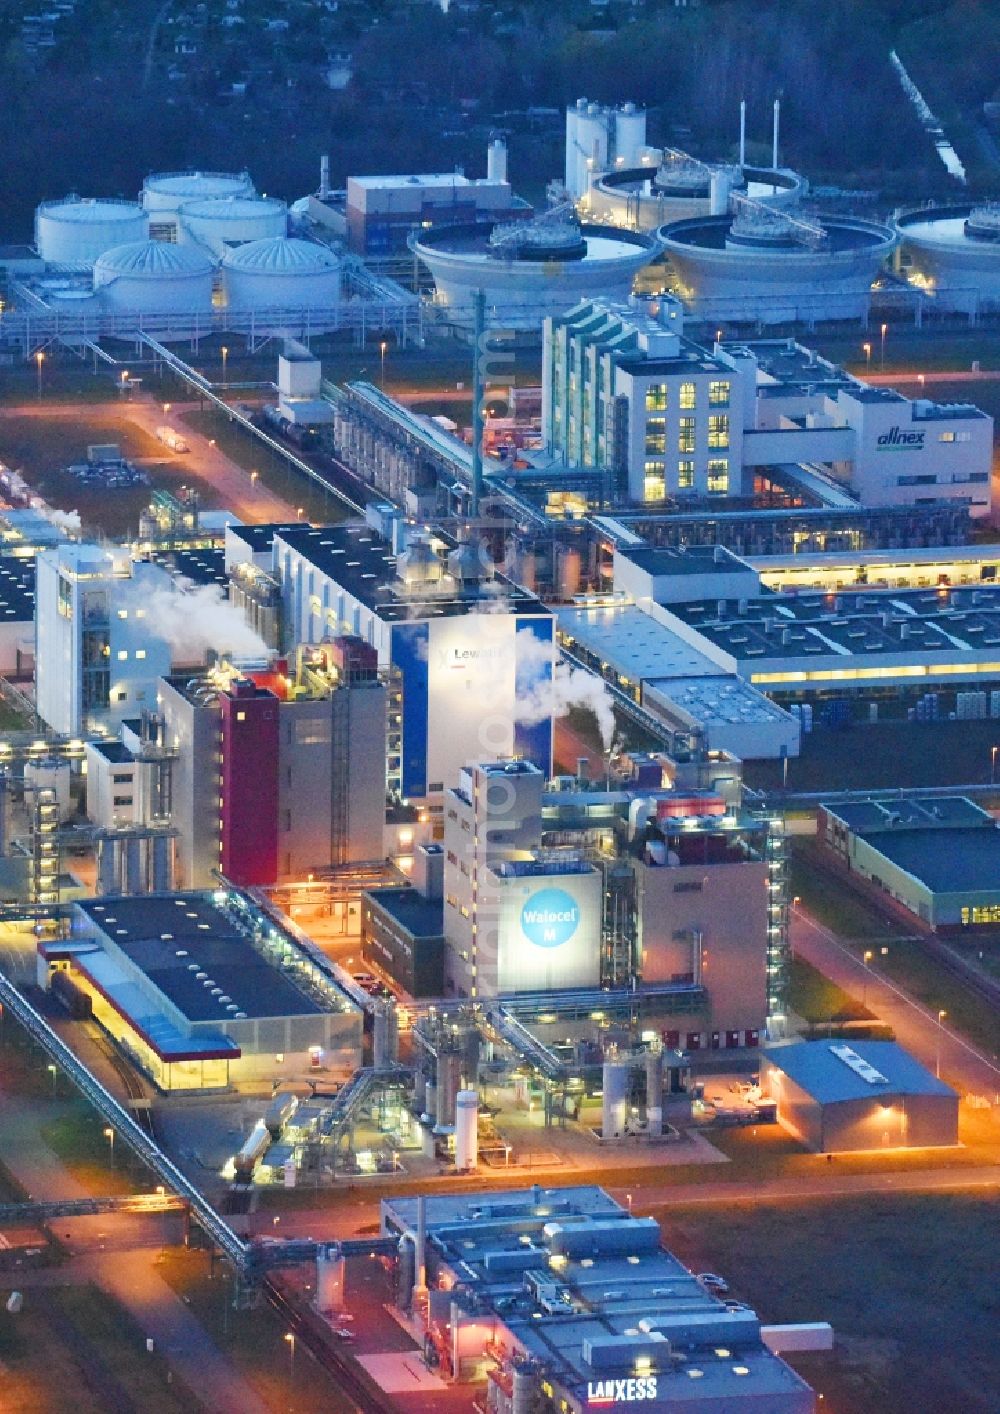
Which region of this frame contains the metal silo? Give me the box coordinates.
[35,197,149,268]
[177,196,288,258]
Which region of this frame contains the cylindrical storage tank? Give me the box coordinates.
[454,1089,479,1172]
[152,833,174,892]
[710,169,734,216]
[646,1050,664,1137]
[435,1049,461,1130]
[222,237,341,333]
[613,103,647,169]
[35,198,149,268]
[602,1060,631,1140]
[142,170,255,237]
[487,138,508,185]
[373,1002,398,1068]
[423,1080,437,1122]
[896,203,1000,314]
[177,196,287,258]
[124,836,145,895]
[315,1243,345,1312]
[24,760,72,822]
[97,837,118,896]
[412,1068,427,1113]
[93,240,215,340]
[396,1234,415,1309]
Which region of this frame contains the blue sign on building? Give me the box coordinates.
[521,887,579,948]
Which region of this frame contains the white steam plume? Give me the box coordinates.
[514,627,616,751]
[143,581,268,663]
[46,509,82,536]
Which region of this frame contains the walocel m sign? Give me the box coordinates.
[586,1376,659,1405]
[877,426,925,449]
[521,886,580,948]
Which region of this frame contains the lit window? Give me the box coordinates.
[707,458,729,494]
[236,711,246,722]
[677,458,694,490]
[709,379,730,407]
[645,418,666,454]
[708,414,730,449]
[117,650,128,661]
[679,381,696,410]
[678,417,696,454]
[644,384,667,412]
[117,609,128,620]
[135,649,146,660]
[939,430,955,443]
[644,461,665,503]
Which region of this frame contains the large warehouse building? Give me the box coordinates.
[41,890,363,1090]
[762,1040,958,1153]
[819,794,1000,931]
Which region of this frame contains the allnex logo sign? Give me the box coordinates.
[587,1376,659,1405]
[877,426,925,450]
[521,887,579,948]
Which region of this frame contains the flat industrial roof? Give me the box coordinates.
[0,557,35,621]
[381,1187,814,1407]
[645,675,793,727]
[823,795,990,834]
[77,895,326,1024]
[76,949,239,1062]
[275,523,547,623]
[156,547,228,589]
[616,544,752,578]
[764,1040,955,1103]
[229,523,299,553]
[558,604,722,681]
[857,824,1000,894]
[364,886,443,939]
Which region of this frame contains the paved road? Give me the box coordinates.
[0,397,298,524]
[861,370,1000,385]
[0,1085,269,1414]
[791,903,1000,1097]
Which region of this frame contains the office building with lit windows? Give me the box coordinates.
[543,296,744,505]
[542,300,992,515]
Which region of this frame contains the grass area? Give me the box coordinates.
[0,1281,199,1413]
[39,1104,148,1195]
[0,361,125,405]
[157,1248,339,1414]
[791,842,1000,1056]
[179,407,346,525]
[659,1195,1000,1414]
[789,956,873,1025]
[813,329,1000,376]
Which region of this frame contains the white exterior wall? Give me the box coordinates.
[157,681,220,889]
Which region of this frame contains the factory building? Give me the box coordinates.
[750,543,1000,595]
[342,142,528,256]
[382,1187,818,1410]
[762,1040,958,1153]
[819,795,1000,932]
[39,890,363,1090]
[272,520,554,804]
[35,544,173,737]
[543,300,993,514]
[156,643,387,889]
[361,845,446,998]
[439,757,781,1039]
[0,556,36,676]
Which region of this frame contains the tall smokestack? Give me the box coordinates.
[772,99,780,170]
[414,1194,428,1301]
[739,100,746,168]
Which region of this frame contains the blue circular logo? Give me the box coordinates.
[521,888,580,949]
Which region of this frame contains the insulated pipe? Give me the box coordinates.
[739,100,746,168]
[772,99,780,170]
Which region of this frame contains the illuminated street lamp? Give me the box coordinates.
[221,345,229,385]
[284,1330,296,1384]
[863,342,872,373]
[35,350,44,399]
[250,469,259,484]
[936,1009,947,1078]
[47,1063,57,1099]
[862,949,874,1008]
[380,339,387,391]
[880,322,888,370]
[104,1126,115,1169]
[991,745,998,785]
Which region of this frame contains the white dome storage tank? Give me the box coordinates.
[35,198,149,268]
[410,216,661,331]
[177,196,287,257]
[142,171,256,238]
[222,236,341,333]
[93,240,215,338]
[896,203,1000,313]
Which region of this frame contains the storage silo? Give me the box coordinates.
[177,196,287,258]
[896,203,1000,313]
[35,197,149,268]
[222,236,341,332]
[142,170,255,238]
[93,240,215,339]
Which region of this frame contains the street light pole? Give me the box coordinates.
[862,949,874,1008]
[285,1331,296,1385]
[221,346,228,386]
[104,1126,115,1169]
[863,342,872,374]
[35,351,44,399]
[936,1009,947,1078]
[991,745,997,785]
[47,1063,57,1099]
[880,322,888,370]
[380,339,387,391]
